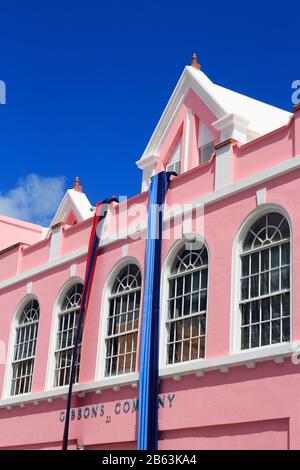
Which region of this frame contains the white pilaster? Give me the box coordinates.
[183,108,192,172]
[214,142,233,189]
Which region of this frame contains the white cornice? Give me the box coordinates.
[136,153,159,170]
[212,113,250,131]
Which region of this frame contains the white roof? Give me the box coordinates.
[42,188,92,238]
[186,66,292,136]
[212,84,291,136]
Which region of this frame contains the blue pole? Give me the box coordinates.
[137,171,174,450]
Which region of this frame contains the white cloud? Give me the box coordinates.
[0,174,66,226]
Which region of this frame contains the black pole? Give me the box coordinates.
[62,302,85,450]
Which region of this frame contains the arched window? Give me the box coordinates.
[54,283,83,387]
[11,299,40,395]
[105,264,141,376]
[240,212,291,349]
[167,245,209,364]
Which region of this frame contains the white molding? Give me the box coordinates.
[1,341,298,409]
[213,113,249,143]
[47,189,93,237]
[1,155,300,292]
[214,143,232,189]
[163,154,300,223]
[159,341,299,380]
[0,373,139,409]
[0,247,87,291]
[256,188,267,206]
[139,155,159,192]
[121,244,128,257]
[49,226,61,261]
[183,108,192,172]
[25,282,32,295]
[69,264,77,278]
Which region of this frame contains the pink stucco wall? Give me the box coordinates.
[0,95,300,450]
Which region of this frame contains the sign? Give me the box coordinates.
[59,394,175,423]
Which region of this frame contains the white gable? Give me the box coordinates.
[136,64,292,185]
[44,188,92,236]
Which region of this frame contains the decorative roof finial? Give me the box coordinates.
[73,176,82,193]
[191,52,201,70]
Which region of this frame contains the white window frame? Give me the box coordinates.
[159,238,210,369]
[53,283,83,387]
[96,257,143,381]
[45,276,83,390]
[230,205,293,354]
[104,264,141,377]
[2,294,39,399]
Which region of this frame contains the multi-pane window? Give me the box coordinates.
[105,264,141,377]
[54,284,83,387]
[240,212,291,350]
[167,245,208,364]
[11,299,39,396]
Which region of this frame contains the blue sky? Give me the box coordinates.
[0,1,299,225]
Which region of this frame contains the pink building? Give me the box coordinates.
[1,55,300,450]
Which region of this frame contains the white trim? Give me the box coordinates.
[47,189,92,237]
[212,113,249,143]
[2,294,39,399]
[1,155,300,292]
[230,204,292,354]
[45,276,83,390]
[69,264,77,278]
[0,373,139,409]
[0,247,87,291]
[95,257,143,380]
[256,188,267,206]
[49,226,61,261]
[214,142,232,189]
[1,341,298,409]
[121,244,128,257]
[163,155,300,223]
[183,109,192,172]
[159,340,298,380]
[25,282,32,295]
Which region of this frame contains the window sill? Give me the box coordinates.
[0,373,139,410]
[159,341,300,379]
[1,342,299,410]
